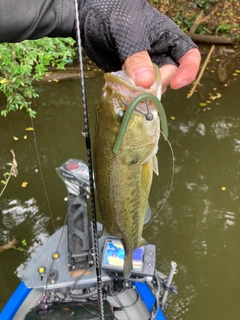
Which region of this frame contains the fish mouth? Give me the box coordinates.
[104,63,162,100]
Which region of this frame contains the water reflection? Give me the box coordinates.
[211,118,234,139]
[2,198,38,228]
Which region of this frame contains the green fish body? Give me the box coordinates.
[94,64,162,278]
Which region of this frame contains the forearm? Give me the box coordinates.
[0,0,74,43]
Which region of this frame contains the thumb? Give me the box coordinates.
[122,51,155,88]
[170,48,201,89]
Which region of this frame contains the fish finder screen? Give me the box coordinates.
[102,238,143,272]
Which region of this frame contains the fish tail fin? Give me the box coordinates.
[123,255,133,279]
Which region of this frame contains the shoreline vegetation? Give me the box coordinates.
[0,0,239,117]
[150,0,239,44]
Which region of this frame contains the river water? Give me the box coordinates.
[0,58,240,319]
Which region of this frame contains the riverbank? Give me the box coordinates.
[150,0,240,43]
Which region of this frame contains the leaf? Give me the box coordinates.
[210,93,222,101]
[21,182,28,187]
[3,172,10,177]
[7,162,12,166]
[25,127,34,131]
[1,180,6,185]
[0,78,8,84]
[23,135,27,139]
[22,239,27,246]
[13,136,19,140]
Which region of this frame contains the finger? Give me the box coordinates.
[159,64,178,93]
[122,51,155,88]
[170,48,201,90]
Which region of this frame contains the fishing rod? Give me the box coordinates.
[73,1,105,319]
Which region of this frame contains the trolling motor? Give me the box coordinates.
[56,159,94,272]
[56,158,92,196]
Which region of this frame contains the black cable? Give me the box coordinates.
[114,290,139,309]
[69,287,97,300]
[63,266,94,301]
[112,291,139,320]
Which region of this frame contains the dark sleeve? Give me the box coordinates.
[0,0,75,43]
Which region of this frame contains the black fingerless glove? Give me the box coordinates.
[77,0,198,71]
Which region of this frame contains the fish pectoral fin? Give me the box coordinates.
[140,238,148,247]
[123,255,133,279]
[144,202,152,225]
[152,155,159,176]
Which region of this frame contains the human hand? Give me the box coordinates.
[78,0,201,91]
[123,48,201,91]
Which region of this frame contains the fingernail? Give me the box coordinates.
[174,79,189,89]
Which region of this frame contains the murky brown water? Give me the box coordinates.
[0,60,240,319]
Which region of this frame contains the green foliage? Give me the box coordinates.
[173,12,196,33]
[0,38,76,117]
[192,0,218,11]
[22,239,27,246]
[216,23,239,36]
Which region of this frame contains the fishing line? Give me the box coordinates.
[30,116,56,231]
[73,1,105,319]
[144,130,175,230]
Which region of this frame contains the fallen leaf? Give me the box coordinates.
[170,116,176,120]
[221,186,226,191]
[23,135,27,139]
[210,93,222,100]
[25,127,34,131]
[13,136,19,141]
[21,182,28,187]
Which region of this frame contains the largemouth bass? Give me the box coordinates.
[94,64,164,278]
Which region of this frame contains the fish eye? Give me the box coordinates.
[129,157,138,165]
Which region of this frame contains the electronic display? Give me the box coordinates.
[101,238,156,277]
